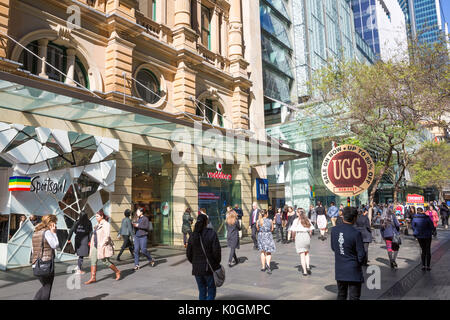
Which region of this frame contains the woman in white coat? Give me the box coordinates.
[290,208,315,277]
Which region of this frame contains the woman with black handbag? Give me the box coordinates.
[186,213,221,300]
[67,211,92,273]
[31,214,59,300]
[380,209,401,269]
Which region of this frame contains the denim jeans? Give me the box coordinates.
[134,235,153,266]
[194,275,216,300]
[275,223,283,242]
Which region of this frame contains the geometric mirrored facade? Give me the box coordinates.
[0,121,118,270]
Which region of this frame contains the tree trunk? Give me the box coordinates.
[369,146,394,204]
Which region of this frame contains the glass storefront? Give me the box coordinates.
[198,163,241,240]
[132,147,173,246]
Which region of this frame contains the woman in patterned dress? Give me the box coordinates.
[257,210,276,274]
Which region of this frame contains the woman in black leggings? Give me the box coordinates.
[412,207,435,271]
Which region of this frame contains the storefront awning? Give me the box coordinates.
[0,71,309,165]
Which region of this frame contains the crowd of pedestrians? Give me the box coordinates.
[29,198,447,301]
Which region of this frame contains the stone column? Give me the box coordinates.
[104,31,134,99]
[0,0,10,59]
[37,39,49,79]
[172,147,198,246]
[64,48,76,85]
[221,13,228,57]
[157,0,167,24]
[211,7,220,53]
[174,0,190,28]
[173,60,196,114]
[173,0,197,51]
[109,141,133,253]
[228,0,243,60]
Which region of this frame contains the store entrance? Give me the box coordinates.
[132,148,173,246]
[198,177,241,240]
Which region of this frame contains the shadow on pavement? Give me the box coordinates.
[237,257,248,264]
[268,261,279,270]
[325,284,338,294]
[80,293,109,300]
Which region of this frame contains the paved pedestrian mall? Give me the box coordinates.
[0,228,449,300]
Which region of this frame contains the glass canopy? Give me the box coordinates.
[0,71,309,165]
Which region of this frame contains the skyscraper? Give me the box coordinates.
[398,0,448,44]
[351,0,408,61]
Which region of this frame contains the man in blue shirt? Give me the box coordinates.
[328,202,339,227]
[331,206,366,300]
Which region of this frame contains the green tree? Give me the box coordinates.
[302,37,450,203]
[411,141,450,202]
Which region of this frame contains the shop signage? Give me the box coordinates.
[256,178,269,200]
[406,194,424,206]
[206,162,232,180]
[321,144,374,197]
[9,176,67,194]
[199,192,220,200]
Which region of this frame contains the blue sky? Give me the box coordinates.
[441,0,450,25]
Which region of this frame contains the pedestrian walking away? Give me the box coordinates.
[67,211,92,274]
[354,208,372,266]
[250,202,261,250]
[328,202,339,227]
[316,201,327,241]
[281,206,288,243]
[133,207,156,270]
[234,204,244,238]
[439,202,449,229]
[268,205,275,220]
[187,214,221,300]
[257,210,276,274]
[182,207,194,248]
[331,207,366,300]
[308,204,317,235]
[425,205,439,237]
[31,214,59,300]
[226,210,241,267]
[286,206,296,243]
[85,210,120,284]
[412,207,435,271]
[290,208,315,276]
[274,208,283,242]
[116,209,135,261]
[380,208,401,269]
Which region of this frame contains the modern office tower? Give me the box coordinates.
[351,0,408,61]
[264,0,376,209]
[398,0,448,44]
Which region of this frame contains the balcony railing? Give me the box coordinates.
[135,12,173,44]
[197,44,230,73]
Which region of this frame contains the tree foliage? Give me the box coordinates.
[411,141,450,201]
[301,36,450,202]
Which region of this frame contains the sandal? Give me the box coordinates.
[150,260,156,267]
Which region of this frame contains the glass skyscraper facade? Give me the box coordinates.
[264,0,376,210]
[398,0,447,44]
[352,0,381,54]
[260,0,294,104]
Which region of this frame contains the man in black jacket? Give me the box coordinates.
[187,214,221,300]
[132,207,155,270]
[331,206,366,300]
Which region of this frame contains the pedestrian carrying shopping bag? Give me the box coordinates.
[199,235,225,287]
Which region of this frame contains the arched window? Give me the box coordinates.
[196,98,224,127]
[135,68,161,104]
[18,40,89,89]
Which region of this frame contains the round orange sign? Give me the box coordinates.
[321,145,375,197]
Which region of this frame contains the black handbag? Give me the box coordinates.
[199,235,225,287]
[32,232,54,277]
